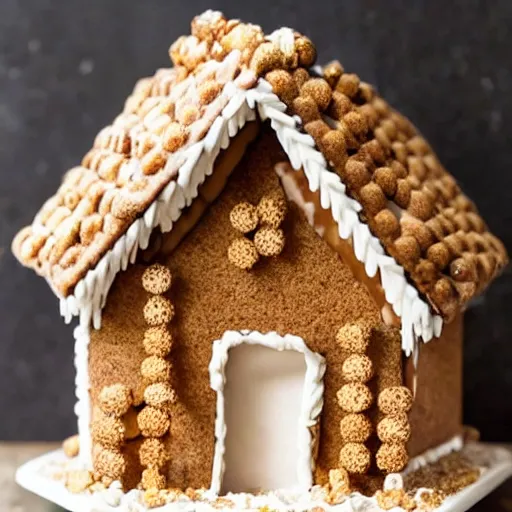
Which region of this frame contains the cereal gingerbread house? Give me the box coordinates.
[13,10,509,510]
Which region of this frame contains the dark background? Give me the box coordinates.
[0,0,511,441]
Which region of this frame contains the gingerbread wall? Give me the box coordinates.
[406,313,464,457]
[89,130,391,489]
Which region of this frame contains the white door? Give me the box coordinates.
[209,331,326,495]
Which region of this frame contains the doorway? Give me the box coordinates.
[208,330,325,495]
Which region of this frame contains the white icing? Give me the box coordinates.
[73,324,92,467]
[403,435,464,475]
[267,28,296,56]
[16,443,512,512]
[208,330,326,495]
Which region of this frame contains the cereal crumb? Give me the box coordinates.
[63,435,79,458]
[65,469,94,493]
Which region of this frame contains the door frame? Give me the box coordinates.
[208,330,326,495]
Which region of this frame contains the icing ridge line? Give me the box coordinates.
[73,324,92,467]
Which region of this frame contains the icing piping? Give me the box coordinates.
[59,80,256,330]
[73,324,92,467]
[402,434,464,475]
[208,330,326,495]
[245,80,443,355]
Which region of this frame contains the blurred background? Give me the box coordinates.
[0,0,510,442]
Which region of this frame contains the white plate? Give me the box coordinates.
[16,444,512,512]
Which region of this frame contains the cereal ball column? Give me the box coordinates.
[335,321,374,475]
[376,386,413,473]
[138,263,175,490]
[92,383,132,482]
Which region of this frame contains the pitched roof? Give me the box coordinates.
[13,10,507,326]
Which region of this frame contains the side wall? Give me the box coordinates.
[89,130,385,489]
[406,313,464,457]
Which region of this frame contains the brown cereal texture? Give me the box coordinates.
[378,386,413,415]
[257,192,287,228]
[91,414,126,448]
[141,356,172,383]
[230,202,259,233]
[376,442,409,473]
[377,413,411,443]
[341,354,374,383]
[337,383,373,413]
[144,382,177,409]
[253,227,285,257]
[142,264,172,295]
[227,237,259,269]
[98,384,133,417]
[284,64,507,318]
[143,326,173,357]
[137,406,170,437]
[339,442,371,474]
[339,414,372,443]
[143,296,175,326]
[140,438,169,468]
[335,322,372,353]
[93,446,126,480]
[141,468,167,491]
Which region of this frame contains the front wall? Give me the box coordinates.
[165,131,382,488]
[90,130,383,490]
[90,130,386,488]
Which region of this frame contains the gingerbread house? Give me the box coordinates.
[12,10,508,505]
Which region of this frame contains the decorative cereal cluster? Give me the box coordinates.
[335,320,374,475]
[92,383,133,481]
[227,192,288,269]
[138,263,176,490]
[277,61,508,320]
[376,386,413,473]
[170,11,316,74]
